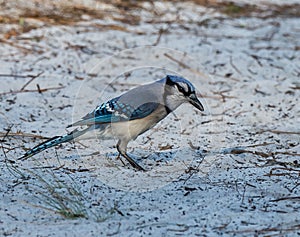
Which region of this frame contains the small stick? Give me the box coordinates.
[20,71,44,91]
[0,126,13,162]
[0,131,49,139]
[0,39,33,53]
[257,129,300,135]
[36,84,42,93]
[153,27,169,46]
[164,53,207,78]
[230,56,242,75]
[164,53,190,69]
[0,74,29,78]
[270,196,300,202]
[0,86,65,96]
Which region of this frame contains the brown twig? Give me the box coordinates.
[270,196,300,202]
[266,166,300,176]
[0,74,31,78]
[228,148,271,158]
[0,39,34,53]
[228,148,300,159]
[164,53,190,69]
[242,142,274,148]
[210,72,240,82]
[196,92,222,100]
[212,89,236,102]
[153,26,169,46]
[0,86,65,96]
[257,129,300,135]
[104,82,139,87]
[0,125,16,164]
[164,53,207,78]
[0,126,13,143]
[153,28,163,46]
[20,71,44,91]
[229,56,242,75]
[226,224,300,235]
[183,151,206,183]
[0,131,49,139]
[188,141,200,150]
[36,84,42,93]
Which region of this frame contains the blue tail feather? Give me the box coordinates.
[18,127,90,161]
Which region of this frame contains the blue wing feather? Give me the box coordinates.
[68,97,159,127]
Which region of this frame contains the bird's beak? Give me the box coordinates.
[188,94,204,111]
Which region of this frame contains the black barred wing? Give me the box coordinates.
[68,97,159,127]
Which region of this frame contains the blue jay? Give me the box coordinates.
[19,75,204,170]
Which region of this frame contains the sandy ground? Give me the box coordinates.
[0,1,300,236]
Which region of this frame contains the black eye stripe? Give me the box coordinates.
[175,83,195,96]
[176,83,186,91]
[177,85,185,92]
[176,84,192,96]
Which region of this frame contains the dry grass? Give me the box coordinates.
[1,0,300,39]
[5,159,114,221]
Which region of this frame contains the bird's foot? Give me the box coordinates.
[116,153,126,166]
[120,152,146,171]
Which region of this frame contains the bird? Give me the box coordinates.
[19,75,204,171]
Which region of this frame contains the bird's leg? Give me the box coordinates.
[116,152,126,166]
[117,140,145,171]
[122,152,146,171]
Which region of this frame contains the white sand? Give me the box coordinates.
[0,1,299,236]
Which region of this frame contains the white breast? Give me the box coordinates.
[111,105,168,141]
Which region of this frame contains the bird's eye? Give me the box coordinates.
[177,85,185,93]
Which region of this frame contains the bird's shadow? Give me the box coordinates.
[107,148,206,169]
[58,147,207,170]
[87,148,177,169]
